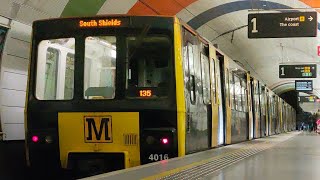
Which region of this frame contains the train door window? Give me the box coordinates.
[64,53,74,99]
[255,83,259,114]
[201,53,211,104]
[261,86,266,116]
[271,96,274,117]
[187,42,196,103]
[36,38,75,100]
[211,59,216,103]
[234,75,242,111]
[226,69,230,107]
[273,97,277,118]
[229,72,235,110]
[84,36,116,99]
[241,79,247,112]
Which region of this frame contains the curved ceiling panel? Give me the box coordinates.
[97,0,138,15]
[127,0,196,15]
[61,0,107,17]
[188,1,291,29]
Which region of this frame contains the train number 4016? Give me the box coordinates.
[148,154,169,161]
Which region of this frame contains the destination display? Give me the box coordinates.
[295,80,313,92]
[248,12,317,38]
[279,64,316,78]
[79,18,129,28]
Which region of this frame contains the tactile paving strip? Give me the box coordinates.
[159,134,295,180]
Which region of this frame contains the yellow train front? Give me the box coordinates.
[25,15,204,174]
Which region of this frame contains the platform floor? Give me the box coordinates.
[85,131,320,180]
[204,131,320,180]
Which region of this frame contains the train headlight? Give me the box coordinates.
[160,138,169,145]
[32,135,39,143]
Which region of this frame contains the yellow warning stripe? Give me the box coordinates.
[143,132,300,180]
[142,142,264,180]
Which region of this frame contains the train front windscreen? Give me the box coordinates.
[34,18,174,101]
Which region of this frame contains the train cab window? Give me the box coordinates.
[35,38,75,100]
[201,53,211,104]
[64,53,74,99]
[126,35,171,98]
[84,36,116,99]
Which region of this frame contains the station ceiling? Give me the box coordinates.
[1,0,320,96]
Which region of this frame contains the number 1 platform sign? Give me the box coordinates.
[279,64,316,78]
[248,12,317,38]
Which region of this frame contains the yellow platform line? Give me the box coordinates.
[143,133,299,180]
[142,142,266,180]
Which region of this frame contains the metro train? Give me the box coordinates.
[25,15,296,175]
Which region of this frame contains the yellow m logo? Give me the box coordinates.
[84,116,112,143]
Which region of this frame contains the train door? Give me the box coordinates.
[216,55,225,145]
[182,27,211,153]
[209,45,219,147]
[266,92,270,135]
[199,42,212,149]
[272,96,277,135]
[251,80,261,138]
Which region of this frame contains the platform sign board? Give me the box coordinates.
[248,12,317,38]
[279,64,316,78]
[295,80,313,92]
[298,96,316,102]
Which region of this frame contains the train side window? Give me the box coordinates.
[187,42,196,103]
[211,59,216,103]
[84,36,116,99]
[201,53,211,104]
[35,38,75,100]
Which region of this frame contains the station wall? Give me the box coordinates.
[0,16,31,140]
